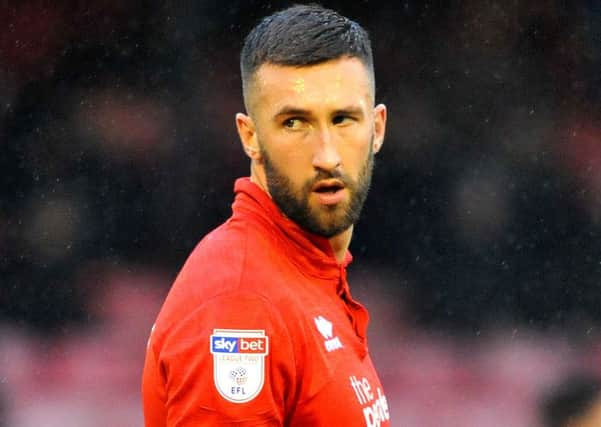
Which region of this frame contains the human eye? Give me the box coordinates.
[282,117,305,130]
[332,115,354,126]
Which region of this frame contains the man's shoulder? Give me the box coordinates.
[158,218,286,312]
[175,221,251,288]
[185,217,274,275]
[190,222,248,264]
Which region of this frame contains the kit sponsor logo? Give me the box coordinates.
[210,329,269,403]
[314,315,343,352]
[349,375,390,427]
[211,336,268,354]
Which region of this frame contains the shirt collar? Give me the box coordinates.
[231,177,352,279]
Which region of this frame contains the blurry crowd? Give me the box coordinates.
[2,1,601,425]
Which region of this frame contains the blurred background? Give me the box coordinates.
[1,1,601,426]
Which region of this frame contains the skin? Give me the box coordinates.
[236,57,387,263]
[568,398,601,427]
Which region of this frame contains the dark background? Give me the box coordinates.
[3,0,601,334]
[1,1,601,425]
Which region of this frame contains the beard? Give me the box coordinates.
[260,140,374,238]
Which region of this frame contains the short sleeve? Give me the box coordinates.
[145,291,297,426]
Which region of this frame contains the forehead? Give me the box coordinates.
[250,57,374,113]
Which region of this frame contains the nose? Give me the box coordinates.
[311,128,341,172]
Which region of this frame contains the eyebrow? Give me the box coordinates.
[273,105,365,119]
[332,106,365,117]
[274,106,312,118]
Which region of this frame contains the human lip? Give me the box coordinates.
[312,179,347,205]
[312,179,344,192]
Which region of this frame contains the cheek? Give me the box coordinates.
[285,163,308,185]
[265,142,312,185]
[271,134,316,167]
[339,134,372,170]
[274,145,312,174]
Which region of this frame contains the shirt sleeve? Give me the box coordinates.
[142,337,167,427]
[143,291,298,427]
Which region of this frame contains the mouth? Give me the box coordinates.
[312,179,345,194]
[311,179,347,206]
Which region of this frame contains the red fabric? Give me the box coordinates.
[142,177,390,426]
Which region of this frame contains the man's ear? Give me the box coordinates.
[236,113,262,161]
[372,104,387,154]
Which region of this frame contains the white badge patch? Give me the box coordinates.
[210,329,269,403]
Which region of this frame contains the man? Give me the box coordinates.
[142,4,390,426]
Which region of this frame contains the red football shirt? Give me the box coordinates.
[142,178,390,426]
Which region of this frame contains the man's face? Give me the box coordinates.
[260,136,374,237]
[242,57,386,237]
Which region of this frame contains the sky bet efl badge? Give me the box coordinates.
[210,329,269,403]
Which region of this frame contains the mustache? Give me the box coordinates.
[310,169,350,185]
[305,169,354,191]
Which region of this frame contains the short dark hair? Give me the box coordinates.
[240,4,374,106]
[540,373,601,427]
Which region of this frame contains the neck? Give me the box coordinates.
[329,226,353,264]
[250,164,269,193]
